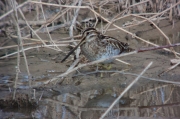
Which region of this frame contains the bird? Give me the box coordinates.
[61,27,133,63]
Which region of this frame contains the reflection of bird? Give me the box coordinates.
[61,27,133,63]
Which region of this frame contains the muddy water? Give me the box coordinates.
[0,19,180,118]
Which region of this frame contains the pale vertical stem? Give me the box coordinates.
[17,8,46,45]
[12,1,32,88]
[68,0,83,68]
[100,62,153,119]
[66,10,69,22]
[58,0,66,23]
[69,0,81,42]
[36,0,39,21]
[39,0,61,51]
[169,3,172,22]
[89,0,98,27]
[8,0,21,99]
[132,0,135,13]
[0,1,29,21]
[7,0,25,99]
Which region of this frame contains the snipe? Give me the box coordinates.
[61,27,132,63]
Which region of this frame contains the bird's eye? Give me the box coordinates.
[86,32,90,35]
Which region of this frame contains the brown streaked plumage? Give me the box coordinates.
[61,27,133,63]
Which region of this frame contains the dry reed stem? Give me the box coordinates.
[30,1,88,8]
[68,0,82,70]
[0,1,29,20]
[36,1,39,21]
[39,0,61,51]
[46,42,180,84]
[103,0,150,33]
[123,1,180,29]
[115,59,131,65]
[89,8,180,56]
[0,44,68,59]
[8,0,31,98]
[89,0,98,27]
[0,34,82,58]
[1,5,73,59]
[19,35,81,43]
[159,60,180,76]
[14,1,31,88]
[9,1,21,99]
[45,98,138,112]
[45,51,137,84]
[24,7,71,38]
[139,102,180,109]
[29,0,180,56]
[102,0,178,35]
[100,62,153,119]
[130,84,169,98]
[1,0,180,82]
[150,86,175,117]
[0,39,80,50]
[28,0,180,27]
[67,58,80,72]
[17,8,47,45]
[73,70,180,86]
[131,14,178,58]
[0,19,46,26]
[104,15,167,32]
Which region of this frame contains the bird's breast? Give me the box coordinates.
[81,40,121,62]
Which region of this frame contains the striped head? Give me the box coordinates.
[81,27,99,42]
[61,27,98,63]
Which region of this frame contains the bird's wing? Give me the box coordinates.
[100,35,129,50]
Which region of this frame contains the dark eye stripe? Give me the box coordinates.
[82,27,97,35]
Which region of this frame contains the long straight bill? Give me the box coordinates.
[61,37,85,63]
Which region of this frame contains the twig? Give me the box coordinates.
[68,0,83,71]
[30,1,87,9]
[72,70,180,86]
[0,44,67,59]
[137,43,180,52]
[39,0,61,51]
[103,0,150,33]
[159,60,180,76]
[17,7,46,45]
[14,1,32,88]
[88,8,180,56]
[45,98,138,111]
[45,51,137,84]
[139,101,180,109]
[7,0,31,98]
[28,0,180,56]
[100,62,153,119]
[8,0,21,100]
[131,14,178,58]
[150,86,175,117]
[123,1,180,29]
[45,42,180,84]
[0,38,80,50]
[115,59,130,65]
[0,0,29,20]
[89,0,98,27]
[130,85,169,98]
[0,19,46,26]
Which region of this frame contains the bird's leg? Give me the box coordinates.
[101,64,112,70]
[95,64,99,72]
[96,63,112,78]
